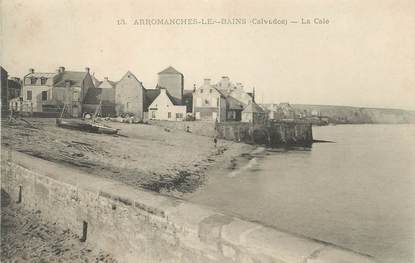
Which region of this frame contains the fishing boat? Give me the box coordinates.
[56,103,119,135]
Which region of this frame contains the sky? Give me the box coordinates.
[1,0,414,110]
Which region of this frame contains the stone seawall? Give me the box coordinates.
[1,151,375,263]
[216,122,313,146]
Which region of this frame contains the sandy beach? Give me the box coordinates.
[1,117,256,262]
[1,117,254,197]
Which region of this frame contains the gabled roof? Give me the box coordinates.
[25,72,56,78]
[117,71,143,86]
[166,91,181,105]
[158,66,182,75]
[243,101,265,113]
[226,96,245,110]
[54,71,88,87]
[97,79,116,88]
[144,88,161,110]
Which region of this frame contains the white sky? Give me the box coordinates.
[1,0,414,110]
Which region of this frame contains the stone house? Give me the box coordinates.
[0,67,21,112]
[22,68,55,113]
[1,66,8,112]
[193,76,256,122]
[115,71,146,120]
[148,88,187,121]
[83,77,116,116]
[241,101,266,124]
[21,67,95,117]
[157,66,184,104]
[193,78,227,122]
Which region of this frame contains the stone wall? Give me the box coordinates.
[216,121,313,146]
[1,151,375,263]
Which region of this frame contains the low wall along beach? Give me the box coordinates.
[1,151,375,263]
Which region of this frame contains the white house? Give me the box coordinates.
[148,88,186,121]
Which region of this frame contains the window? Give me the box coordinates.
[27,90,32,100]
[168,112,172,119]
[30,78,37,85]
[73,91,79,101]
[151,111,156,118]
[40,78,47,85]
[204,99,210,106]
[176,113,183,119]
[41,91,47,101]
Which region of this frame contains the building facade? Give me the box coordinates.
[148,88,186,121]
[21,67,95,117]
[115,71,146,120]
[1,66,8,112]
[157,66,184,104]
[193,79,227,122]
[241,101,266,124]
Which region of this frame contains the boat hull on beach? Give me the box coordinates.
[55,119,118,134]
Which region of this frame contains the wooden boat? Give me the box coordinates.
[91,122,119,134]
[56,104,119,134]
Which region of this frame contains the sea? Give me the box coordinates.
[186,124,415,263]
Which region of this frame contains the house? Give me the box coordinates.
[241,101,266,124]
[83,77,116,116]
[8,77,22,100]
[216,77,253,106]
[193,78,227,121]
[115,71,146,120]
[148,88,186,121]
[261,102,296,121]
[157,66,184,104]
[97,77,116,89]
[40,67,95,117]
[83,88,116,116]
[193,76,256,122]
[22,68,56,113]
[1,66,8,112]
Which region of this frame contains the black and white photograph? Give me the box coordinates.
[1,0,414,262]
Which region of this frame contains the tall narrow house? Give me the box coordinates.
[115,71,146,120]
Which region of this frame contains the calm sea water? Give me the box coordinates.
[186,124,415,263]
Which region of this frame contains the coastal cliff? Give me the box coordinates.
[293,104,415,124]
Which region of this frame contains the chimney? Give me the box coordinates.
[29,68,34,74]
[221,76,230,87]
[203,78,211,85]
[85,67,90,73]
[193,84,196,92]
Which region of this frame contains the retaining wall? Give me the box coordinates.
[1,150,375,263]
[216,122,313,146]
